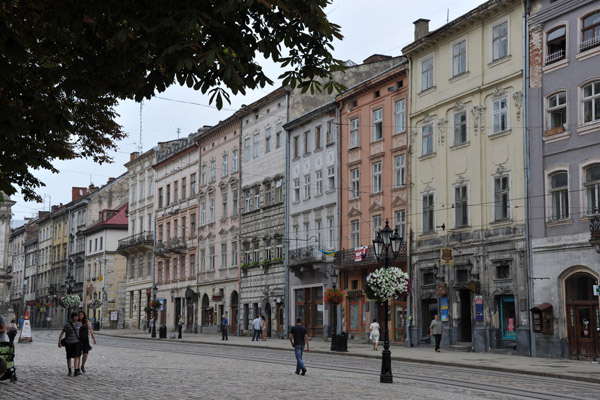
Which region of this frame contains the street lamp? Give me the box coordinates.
[65,271,76,323]
[330,269,339,352]
[151,284,158,338]
[372,219,402,384]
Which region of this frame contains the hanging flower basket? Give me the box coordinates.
[88,299,102,309]
[59,294,81,309]
[365,267,409,303]
[324,287,345,305]
[149,300,162,309]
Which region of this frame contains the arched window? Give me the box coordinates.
[550,171,569,220]
[585,164,600,215]
[581,11,600,51]
[546,26,566,64]
[565,273,596,302]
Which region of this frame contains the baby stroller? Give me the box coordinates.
[0,341,17,383]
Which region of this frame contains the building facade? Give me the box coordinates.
[529,0,600,359]
[0,195,15,320]
[9,223,26,321]
[403,0,530,355]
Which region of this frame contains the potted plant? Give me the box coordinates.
[241,263,249,269]
[251,261,259,267]
[365,267,409,303]
[324,287,345,305]
[262,259,271,265]
[273,257,282,263]
[59,294,81,309]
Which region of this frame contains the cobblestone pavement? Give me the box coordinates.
[2,330,600,400]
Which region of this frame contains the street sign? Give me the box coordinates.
[593,285,600,296]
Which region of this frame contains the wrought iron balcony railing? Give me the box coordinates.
[334,244,406,267]
[117,231,154,252]
[288,245,332,266]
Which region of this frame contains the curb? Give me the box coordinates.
[95,331,600,385]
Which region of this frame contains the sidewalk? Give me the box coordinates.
[95,328,600,384]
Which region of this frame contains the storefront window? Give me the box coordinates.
[500,296,516,340]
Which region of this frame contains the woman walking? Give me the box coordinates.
[78,311,97,373]
[58,312,82,376]
[261,314,267,341]
[369,318,380,351]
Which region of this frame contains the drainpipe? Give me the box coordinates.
[284,90,291,338]
[237,117,243,337]
[405,64,412,348]
[523,0,535,358]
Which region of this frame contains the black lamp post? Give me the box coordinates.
[65,271,76,323]
[330,269,339,351]
[151,284,158,338]
[372,219,402,384]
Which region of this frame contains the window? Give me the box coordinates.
[209,246,215,270]
[200,249,206,272]
[274,179,283,203]
[454,111,467,145]
[394,155,405,188]
[158,188,163,208]
[166,184,171,205]
[253,187,260,210]
[327,217,334,248]
[315,170,323,196]
[276,237,283,259]
[232,189,238,216]
[421,57,433,91]
[244,190,251,212]
[550,171,569,221]
[293,136,299,158]
[131,183,136,203]
[190,254,195,275]
[496,264,510,279]
[147,177,153,198]
[221,243,227,269]
[222,192,228,219]
[492,21,508,61]
[99,237,103,250]
[276,123,283,149]
[172,257,178,280]
[139,180,144,201]
[585,164,600,215]
[315,220,322,245]
[350,118,360,148]
[174,181,178,202]
[303,131,310,154]
[201,164,207,185]
[231,241,237,266]
[452,40,466,76]
[372,161,382,193]
[244,138,251,162]
[265,128,272,153]
[244,243,251,264]
[264,182,272,206]
[191,174,197,195]
[210,160,216,182]
[423,193,434,233]
[493,97,508,133]
[581,12,600,51]
[327,166,335,192]
[181,216,185,240]
[546,26,566,64]
[494,176,510,220]
[422,123,434,156]
[201,201,206,225]
[351,168,360,199]
[372,215,382,241]
[191,213,196,234]
[253,241,259,262]
[583,81,600,123]
[232,150,239,172]
[181,177,186,199]
[253,134,260,158]
[293,179,300,202]
[546,92,567,133]
[373,109,383,141]
[423,271,435,285]
[326,121,334,145]
[303,175,311,199]
[209,197,215,223]
[395,210,406,242]
[315,125,322,150]
[222,154,228,177]
[455,185,468,228]
[180,255,186,278]
[395,100,406,134]
[351,220,360,248]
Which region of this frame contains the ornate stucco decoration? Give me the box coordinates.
[495,164,507,175]
[471,105,486,136]
[422,114,434,124]
[512,91,523,121]
[409,129,417,152]
[492,86,507,98]
[454,101,466,112]
[470,107,480,135]
[437,117,448,145]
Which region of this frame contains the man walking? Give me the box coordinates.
[289,317,309,375]
[251,315,262,341]
[430,314,443,352]
[221,314,228,341]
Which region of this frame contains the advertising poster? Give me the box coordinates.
[440,296,449,322]
[475,295,484,322]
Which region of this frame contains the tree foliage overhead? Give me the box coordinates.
[0,0,345,201]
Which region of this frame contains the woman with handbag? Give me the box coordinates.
[58,312,82,376]
[78,311,97,373]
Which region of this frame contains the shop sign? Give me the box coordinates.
[440,247,454,266]
[440,296,449,322]
[212,295,223,301]
[157,298,165,311]
[346,289,364,298]
[110,311,118,321]
[475,295,484,322]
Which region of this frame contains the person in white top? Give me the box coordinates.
[369,318,380,351]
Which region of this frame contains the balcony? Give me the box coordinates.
[544,49,565,65]
[580,36,600,53]
[154,237,187,257]
[335,244,406,268]
[288,245,331,267]
[117,231,154,254]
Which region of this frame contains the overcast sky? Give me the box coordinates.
[12,0,484,220]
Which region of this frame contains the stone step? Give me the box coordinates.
[448,342,472,352]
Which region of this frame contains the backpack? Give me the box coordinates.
[8,326,17,340]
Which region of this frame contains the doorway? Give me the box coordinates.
[265,303,272,338]
[186,301,194,331]
[422,298,438,337]
[231,291,239,334]
[460,289,472,342]
[565,272,600,360]
[277,304,284,336]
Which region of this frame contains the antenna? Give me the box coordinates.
[177,128,181,139]
[139,100,144,152]
[447,9,449,23]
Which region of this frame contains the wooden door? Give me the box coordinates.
[231,305,238,334]
[186,302,194,331]
[567,305,599,360]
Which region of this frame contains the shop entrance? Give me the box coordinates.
[459,289,472,342]
[422,298,438,337]
[565,272,600,360]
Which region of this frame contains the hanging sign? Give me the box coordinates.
[440,296,449,322]
[475,295,484,322]
[440,247,454,266]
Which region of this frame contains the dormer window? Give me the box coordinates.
[546,26,566,64]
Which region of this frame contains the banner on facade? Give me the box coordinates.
[440,247,454,266]
[440,296,449,322]
[158,298,165,311]
[475,295,484,322]
[354,246,368,262]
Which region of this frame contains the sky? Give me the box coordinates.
[11,0,485,220]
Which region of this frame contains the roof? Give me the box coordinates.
[530,302,553,312]
[82,203,128,235]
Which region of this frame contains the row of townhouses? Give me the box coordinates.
[1,0,600,360]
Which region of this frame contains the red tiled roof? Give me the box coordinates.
[83,203,128,234]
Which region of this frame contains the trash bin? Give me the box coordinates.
[337,331,348,352]
[93,321,100,331]
[159,325,167,339]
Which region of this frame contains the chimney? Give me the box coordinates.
[414,18,430,41]
[51,205,59,212]
[130,152,139,162]
[107,177,116,184]
[363,54,392,64]
[71,187,88,201]
[88,183,98,193]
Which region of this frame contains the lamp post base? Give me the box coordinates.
[380,300,393,383]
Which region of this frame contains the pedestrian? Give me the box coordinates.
[251,315,262,341]
[0,314,7,342]
[7,320,18,344]
[430,314,443,352]
[150,316,155,336]
[369,318,380,351]
[178,315,184,339]
[261,314,267,341]
[58,311,82,376]
[46,315,52,328]
[221,314,228,341]
[289,317,309,375]
[78,311,97,373]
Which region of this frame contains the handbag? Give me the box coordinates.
[61,338,67,346]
